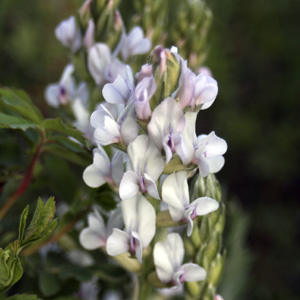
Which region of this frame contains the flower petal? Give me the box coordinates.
[106,228,129,256]
[79,227,106,250]
[119,171,140,200]
[179,263,206,282]
[161,172,189,221]
[153,233,184,283]
[121,195,156,248]
[83,164,106,188]
[187,197,219,218]
[131,231,143,263]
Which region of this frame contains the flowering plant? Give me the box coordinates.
[0,1,227,299]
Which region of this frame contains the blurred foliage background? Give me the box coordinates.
[0,0,299,299]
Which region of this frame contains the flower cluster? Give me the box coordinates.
[45,2,227,294]
[80,45,227,289]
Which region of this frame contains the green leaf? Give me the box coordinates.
[50,135,87,153]
[42,143,91,167]
[0,248,23,293]
[18,205,29,243]
[0,88,43,125]
[24,198,44,241]
[5,294,43,300]
[21,197,57,247]
[0,112,39,131]
[39,271,61,297]
[43,118,90,147]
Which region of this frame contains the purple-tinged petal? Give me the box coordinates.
[144,173,160,200]
[148,98,186,151]
[121,195,156,248]
[103,75,130,105]
[178,263,206,282]
[131,231,143,263]
[194,74,218,110]
[134,76,156,120]
[84,18,95,49]
[45,84,60,108]
[154,233,184,283]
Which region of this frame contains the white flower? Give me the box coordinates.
[80,208,123,250]
[90,102,139,146]
[120,26,151,61]
[162,172,219,236]
[55,16,81,53]
[72,97,93,140]
[83,145,124,188]
[194,131,227,177]
[88,43,126,85]
[154,233,206,287]
[102,66,135,105]
[119,135,164,200]
[106,195,156,263]
[147,97,187,164]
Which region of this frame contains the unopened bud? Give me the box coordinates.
[149,46,181,109]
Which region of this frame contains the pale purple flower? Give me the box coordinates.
[84,18,95,49]
[120,26,151,61]
[147,97,187,164]
[106,195,156,263]
[80,208,123,250]
[134,76,156,120]
[177,61,218,110]
[193,73,218,110]
[45,64,88,109]
[83,146,124,188]
[162,172,219,236]
[119,135,164,200]
[154,233,206,287]
[136,64,153,83]
[55,16,81,53]
[88,43,126,85]
[102,66,134,105]
[194,132,227,177]
[90,102,139,146]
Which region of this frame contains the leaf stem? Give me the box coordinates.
[0,133,45,220]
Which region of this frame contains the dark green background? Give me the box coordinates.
[0,0,299,299]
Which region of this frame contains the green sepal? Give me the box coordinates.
[150,48,181,109]
[156,210,180,227]
[163,154,196,174]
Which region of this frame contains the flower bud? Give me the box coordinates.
[55,16,81,53]
[79,0,92,29]
[149,46,181,109]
